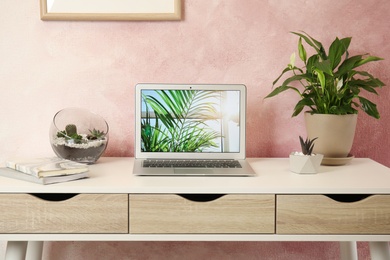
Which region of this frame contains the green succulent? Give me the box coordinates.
[67,133,83,144]
[56,130,67,138]
[87,128,106,140]
[299,136,318,155]
[56,124,83,144]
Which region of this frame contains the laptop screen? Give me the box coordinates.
[135,84,247,160]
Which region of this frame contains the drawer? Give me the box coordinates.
[0,193,128,233]
[277,194,390,234]
[129,194,275,234]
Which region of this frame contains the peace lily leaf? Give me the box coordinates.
[354,55,384,67]
[306,55,319,74]
[337,55,363,76]
[293,98,315,117]
[282,74,312,87]
[314,60,333,76]
[265,85,301,98]
[349,79,380,94]
[328,37,351,69]
[292,31,325,58]
[272,66,301,86]
[359,96,380,119]
[314,69,326,89]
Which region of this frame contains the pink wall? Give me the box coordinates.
[0,0,389,259]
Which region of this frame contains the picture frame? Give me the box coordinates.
[40,0,182,21]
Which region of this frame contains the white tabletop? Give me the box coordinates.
[0,157,389,194]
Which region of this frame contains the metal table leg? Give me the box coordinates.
[5,241,28,260]
[340,241,358,260]
[369,242,390,260]
[26,241,44,260]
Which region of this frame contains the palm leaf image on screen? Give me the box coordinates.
[141,90,221,152]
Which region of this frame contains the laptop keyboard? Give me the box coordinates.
[143,159,242,168]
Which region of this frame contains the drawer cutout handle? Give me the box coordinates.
[178,194,225,202]
[29,193,79,202]
[324,194,373,203]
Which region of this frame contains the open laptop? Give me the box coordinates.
[133,83,256,176]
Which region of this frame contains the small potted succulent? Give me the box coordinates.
[50,108,109,164]
[290,136,323,174]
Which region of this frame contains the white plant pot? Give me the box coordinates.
[304,113,357,158]
[289,153,324,174]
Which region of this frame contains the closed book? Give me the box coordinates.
[5,157,89,178]
[0,167,89,185]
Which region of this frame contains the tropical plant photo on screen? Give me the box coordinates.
[141,90,222,152]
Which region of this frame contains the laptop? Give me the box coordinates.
[133,83,256,176]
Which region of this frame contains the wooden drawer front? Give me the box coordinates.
[277,195,390,234]
[0,194,128,233]
[130,194,275,234]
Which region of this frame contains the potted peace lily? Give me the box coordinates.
[290,136,323,174]
[266,31,385,163]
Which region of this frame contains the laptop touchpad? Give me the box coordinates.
[174,169,214,175]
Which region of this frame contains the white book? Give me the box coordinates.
[0,167,89,185]
[5,157,89,178]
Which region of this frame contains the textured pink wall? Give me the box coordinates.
[0,0,389,259]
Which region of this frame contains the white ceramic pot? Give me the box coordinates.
[289,153,324,174]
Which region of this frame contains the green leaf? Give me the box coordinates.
[314,59,333,76]
[281,74,310,86]
[337,55,363,76]
[299,136,318,155]
[353,71,385,86]
[358,96,380,119]
[272,67,292,86]
[145,96,177,129]
[291,31,325,59]
[314,69,326,89]
[142,90,222,152]
[306,55,319,74]
[354,55,384,67]
[292,98,315,117]
[339,55,384,77]
[328,37,351,69]
[348,79,381,94]
[265,85,300,98]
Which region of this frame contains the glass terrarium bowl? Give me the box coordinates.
[50,108,109,164]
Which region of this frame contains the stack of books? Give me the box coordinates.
[0,157,89,185]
